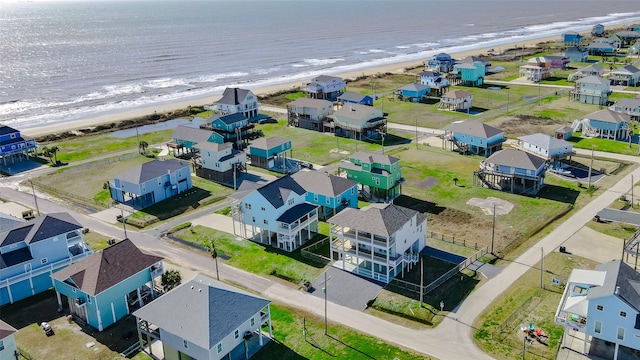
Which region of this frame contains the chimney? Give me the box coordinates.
[615,286,620,295]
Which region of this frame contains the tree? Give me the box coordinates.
[139,141,149,155]
[161,269,182,292]
[49,146,59,165]
[208,241,220,280]
[41,146,54,165]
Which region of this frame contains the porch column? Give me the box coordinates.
[583,333,588,354]
[56,291,62,309]
[259,329,263,346]
[341,227,345,271]
[136,319,144,355]
[614,342,619,360]
[137,288,143,308]
[267,304,273,338]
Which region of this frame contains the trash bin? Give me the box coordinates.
[559,246,566,253]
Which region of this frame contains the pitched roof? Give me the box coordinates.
[588,260,640,311]
[445,120,503,138]
[581,64,603,73]
[576,75,608,85]
[518,133,572,150]
[614,98,640,108]
[133,274,270,350]
[0,246,32,269]
[399,83,430,92]
[0,124,19,136]
[216,88,253,106]
[249,137,290,150]
[333,104,383,122]
[564,46,587,54]
[253,175,306,209]
[51,239,162,296]
[337,92,372,103]
[419,71,442,77]
[311,75,343,83]
[171,125,213,143]
[0,212,83,247]
[288,98,333,108]
[208,112,247,125]
[0,212,24,234]
[556,126,573,133]
[276,203,318,224]
[458,56,488,64]
[350,151,399,165]
[442,90,472,99]
[585,109,630,124]
[0,320,17,339]
[588,42,616,50]
[486,149,546,170]
[292,171,357,197]
[612,64,640,74]
[194,141,232,152]
[114,159,190,184]
[329,203,425,237]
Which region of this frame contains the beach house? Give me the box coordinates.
[210,87,259,120]
[338,151,403,202]
[248,137,292,173]
[629,40,640,55]
[418,71,450,96]
[609,65,640,87]
[444,120,505,157]
[200,113,251,149]
[134,274,272,360]
[0,124,38,167]
[627,24,640,31]
[397,83,430,102]
[287,98,333,132]
[52,239,163,331]
[614,31,640,47]
[457,56,490,74]
[438,90,473,112]
[570,76,611,106]
[452,61,485,86]
[329,203,426,283]
[610,97,640,121]
[306,75,346,101]
[329,104,386,140]
[168,125,222,156]
[513,133,574,165]
[0,320,17,360]
[474,149,547,195]
[426,53,455,73]
[337,92,374,106]
[592,24,605,37]
[109,159,192,209]
[562,31,583,46]
[581,109,631,140]
[587,42,617,56]
[520,56,569,82]
[293,171,358,220]
[555,260,640,360]
[230,175,318,252]
[0,213,92,306]
[568,64,605,82]
[563,46,589,63]
[193,142,246,186]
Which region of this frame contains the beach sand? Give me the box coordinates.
[18,25,627,138]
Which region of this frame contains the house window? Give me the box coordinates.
[288,199,294,206]
[178,170,182,178]
[158,178,162,186]
[597,304,604,311]
[621,311,627,318]
[261,207,266,211]
[251,318,255,326]
[217,343,223,353]
[617,327,625,340]
[252,216,255,223]
[326,197,330,204]
[184,340,188,349]
[351,188,355,195]
[375,178,380,185]
[235,330,239,339]
[41,258,48,264]
[87,296,92,304]
[245,203,252,210]
[264,219,268,225]
[314,194,318,202]
[0,339,4,351]
[594,321,602,334]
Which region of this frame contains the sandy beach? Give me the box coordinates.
[17,25,628,138]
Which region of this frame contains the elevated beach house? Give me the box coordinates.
[0,320,17,360]
[609,65,640,87]
[426,53,455,73]
[580,109,631,140]
[248,137,292,173]
[592,24,605,37]
[438,90,473,111]
[555,260,640,360]
[570,75,611,106]
[562,31,583,45]
[200,113,251,149]
[520,56,569,82]
[0,124,38,166]
[474,149,547,195]
[397,83,430,102]
[614,31,640,47]
[306,75,346,101]
[563,46,589,63]
[513,133,574,166]
[610,97,640,121]
[444,120,505,157]
[134,274,272,360]
[329,203,426,283]
[452,61,485,86]
[210,87,259,120]
[193,142,246,186]
[0,213,92,306]
[337,92,374,106]
[329,103,386,140]
[287,98,333,132]
[292,171,358,221]
[52,239,163,331]
[338,151,403,202]
[109,159,192,209]
[230,175,318,252]
[567,64,605,82]
[457,56,490,74]
[587,42,617,56]
[418,70,450,96]
[168,124,221,156]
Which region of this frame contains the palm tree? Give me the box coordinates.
[139,141,149,155]
[49,146,59,165]
[161,269,182,292]
[208,241,220,280]
[41,146,54,165]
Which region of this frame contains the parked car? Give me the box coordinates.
[299,162,313,169]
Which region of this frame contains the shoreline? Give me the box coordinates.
[18,24,632,139]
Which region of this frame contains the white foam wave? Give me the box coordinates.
[302,58,345,66]
[193,71,250,83]
[145,78,188,89]
[103,83,145,96]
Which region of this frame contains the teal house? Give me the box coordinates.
[201,113,251,149]
[398,83,430,101]
[52,239,164,331]
[452,62,485,86]
[249,137,292,172]
[169,125,223,156]
[293,171,358,220]
[444,120,505,157]
[339,151,403,202]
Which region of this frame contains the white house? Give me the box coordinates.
[514,133,574,162]
[610,97,640,121]
[287,98,334,131]
[134,274,272,360]
[211,88,259,119]
[438,90,473,111]
[418,71,450,88]
[555,260,640,360]
[193,141,246,186]
[0,320,17,360]
[306,75,346,101]
[329,203,426,283]
[609,65,640,87]
[230,175,318,252]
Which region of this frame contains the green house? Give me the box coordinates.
[453,62,485,86]
[339,151,403,202]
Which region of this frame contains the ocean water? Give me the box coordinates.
[1,0,640,130]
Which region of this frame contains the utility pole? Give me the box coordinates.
[587,145,595,189]
[415,118,418,149]
[322,272,329,335]
[419,257,424,307]
[29,180,41,216]
[540,247,544,289]
[632,174,635,208]
[119,205,128,239]
[491,204,496,254]
[506,89,510,115]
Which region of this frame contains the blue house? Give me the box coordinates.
[0,213,92,306]
[587,42,616,55]
[562,31,583,45]
[563,46,589,63]
[248,137,292,173]
[201,113,251,149]
[452,62,485,86]
[52,239,163,331]
[444,120,505,157]
[0,124,38,166]
[0,320,17,360]
[592,24,605,37]
[427,53,455,73]
[169,125,223,156]
[337,92,374,106]
[583,109,631,140]
[475,149,547,195]
[109,159,192,209]
[292,171,358,220]
[398,83,430,101]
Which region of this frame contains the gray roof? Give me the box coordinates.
[114,159,190,184]
[588,42,616,50]
[277,203,318,223]
[52,239,163,296]
[0,212,24,234]
[588,260,640,311]
[333,104,383,122]
[288,98,332,108]
[0,320,17,339]
[194,141,232,152]
[485,149,546,171]
[445,120,503,139]
[442,89,472,100]
[612,65,640,75]
[0,212,83,247]
[216,88,253,106]
[350,151,399,165]
[518,133,571,150]
[208,112,247,125]
[0,124,19,136]
[419,71,442,77]
[292,171,357,197]
[556,126,573,133]
[250,137,290,151]
[458,56,489,65]
[564,46,587,54]
[172,125,212,143]
[576,75,608,85]
[582,64,604,73]
[329,203,425,237]
[585,109,630,124]
[255,175,306,209]
[311,75,343,83]
[614,98,640,108]
[338,92,372,102]
[133,274,270,350]
[399,83,430,92]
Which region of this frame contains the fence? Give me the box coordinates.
[31,181,108,211]
[18,347,35,360]
[426,230,483,250]
[300,236,331,265]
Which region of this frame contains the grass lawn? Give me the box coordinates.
[253,304,433,360]
[171,225,327,284]
[473,252,597,360]
[83,230,112,251]
[568,132,640,156]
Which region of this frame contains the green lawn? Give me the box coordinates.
[569,132,640,156]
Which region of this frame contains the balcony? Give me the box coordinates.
[555,312,586,330]
[330,227,394,248]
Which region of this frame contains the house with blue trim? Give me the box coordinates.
[337,92,373,106]
[248,137,292,173]
[427,53,455,73]
[338,152,403,202]
[0,124,38,167]
[0,320,17,360]
[230,175,318,252]
[568,64,604,82]
[210,88,259,120]
[0,213,92,306]
[564,46,589,63]
[582,109,631,140]
[570,76,611,105]
[329,104,386,140]
[452,61,485,86]
[587,42,617,56]
[592,24,605,37]
[609,65,640,87]
[475,149,547,195]
[562,31,583,45]
[287,98,333,132]
[615,31,640,47]
[52,239,163,331]
[109,159,192,209]
[168,125,223,156]
[201,113,251,149]
[398,83,430,102]
[610,98,640,121]
[306,75,346,101]
[293,171,358,220]
[134,274,272,360]
[193,142,246,186]
[444,120,505,157]
[418,71,450,96]
[458,56,490,74]
[515,133,574,165]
